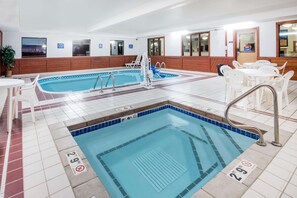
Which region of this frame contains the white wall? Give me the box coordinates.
[259,21,276,57]
[3,18,295,59]
[3,31,144,58]
[210,29,226,56]
[165,34,182,56]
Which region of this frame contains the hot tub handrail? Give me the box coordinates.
[224,83,281,147]
[93,75,103,93]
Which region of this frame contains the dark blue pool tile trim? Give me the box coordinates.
[200,125,226,168]
[97,156,129,198]
[71,118,121,137]
[175,162,219,198]
[174,126,208,144]
[189,137,204,175]
[71,104,259,141]
[220,128,244,153]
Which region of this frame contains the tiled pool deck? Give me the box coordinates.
[1,67,297,198]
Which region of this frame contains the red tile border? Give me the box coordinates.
[0,99,24,198]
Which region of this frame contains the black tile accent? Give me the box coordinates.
[97,156,129,197]
[174,126,208,144]
[175,163,218,198]
[189,137,204,175]
[200,125,226,167]
[220,128,244,153]
[97,124,171,157]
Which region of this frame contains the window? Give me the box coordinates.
[277,21,297,57]
[238,33,255,52]
[182,32,209,56]
[148,37,165,56]
[73,39,90,56]
[22,37,47,58]
[110,40,124,56]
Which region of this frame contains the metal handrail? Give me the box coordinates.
[111,73,115,91]
[104,72,116,91]
[93,75,103,93]
[224,83,282,147]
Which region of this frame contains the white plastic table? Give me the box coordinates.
[238,69,280,108]
[0,79,25,133]
[243,62,277,69]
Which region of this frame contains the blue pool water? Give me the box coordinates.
[74,106,256,198]
[38,69,178,93]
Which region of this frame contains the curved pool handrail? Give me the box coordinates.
[224,83,281,147]
[93,75,103,93]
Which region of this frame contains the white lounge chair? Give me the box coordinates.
[125,55,142,69]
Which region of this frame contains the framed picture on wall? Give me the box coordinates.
[57,43,64,49]
[22,37,47,58]
[280,29,288,47]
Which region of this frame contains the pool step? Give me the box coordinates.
[132,148,187,192]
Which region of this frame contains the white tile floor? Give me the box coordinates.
[2,68,297,197]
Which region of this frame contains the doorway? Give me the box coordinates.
[110,40,124,56]
[235,28,259,63]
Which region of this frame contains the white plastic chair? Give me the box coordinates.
[258,66,280,76]
[227,70,251,110]
[232,60,244,69]
[275,61,287,75]
[13,75,40,122]
[255,60,271,64]
[272,71,294,113]
[125,55,142,69]
[220,65,232,102]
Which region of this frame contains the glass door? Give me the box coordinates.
[236,28,257,63]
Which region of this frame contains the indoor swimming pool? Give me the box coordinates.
[38,69,178,93]
[73,105,257,198]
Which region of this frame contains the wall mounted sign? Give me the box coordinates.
[129,44,133,49]
[99,43,103,48]
[57,43,64,49]
[228,159,256,183]
[66,151,87,175]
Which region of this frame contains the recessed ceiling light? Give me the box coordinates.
[202,36,208,40]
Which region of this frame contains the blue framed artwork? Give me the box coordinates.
[129,44,133,49]
[99,43,103,48]
[57,43,64,49]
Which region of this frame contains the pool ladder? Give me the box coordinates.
[93,72,115,93]
[225,83,282,147]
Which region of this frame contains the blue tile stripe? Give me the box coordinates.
[189,137,204,176]
[173,126,208,144]
[220,128,244,153]
[175,162,218,198]
[200,125,226,168]
[71,118,121,137]
[71,104,259,141]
